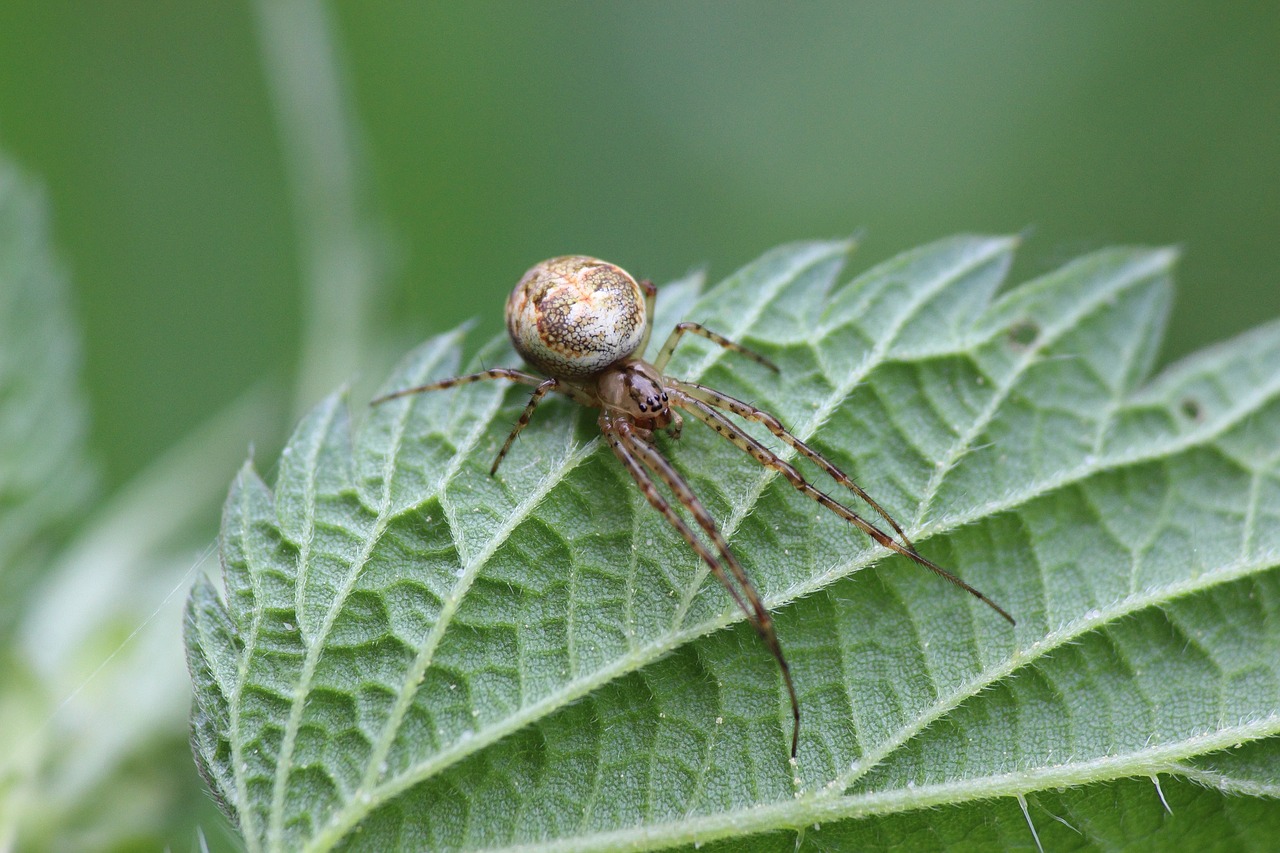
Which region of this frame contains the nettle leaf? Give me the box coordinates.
[185,239,1280,851]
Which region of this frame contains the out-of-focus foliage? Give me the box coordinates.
[0,153,274,851]
[0,159,94,633]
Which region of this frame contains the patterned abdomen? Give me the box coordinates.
[506,255,647,378]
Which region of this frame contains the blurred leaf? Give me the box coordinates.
[186,239,1280,851]
[6,383,283,852]
[0,156,95,635]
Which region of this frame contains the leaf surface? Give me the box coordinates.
[186,238,1280,850]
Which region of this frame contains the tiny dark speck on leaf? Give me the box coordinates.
[1007,319,1040,350]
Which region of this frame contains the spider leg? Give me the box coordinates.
[490,378,558,475]
[637,278,658,355]
[667,408,684,441]
[653,323,779,374]
[373,368,597,475]
[603,413,801,758]
[672,391,1015,625]
[601,415,751,618]
[671,378,918,554]
[370,367,545,404]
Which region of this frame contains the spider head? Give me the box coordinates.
[506,256,648,379]
[597,361,673,429]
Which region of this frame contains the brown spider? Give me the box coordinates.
[373,255,1014,758]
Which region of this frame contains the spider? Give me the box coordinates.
[373,255,1014,758]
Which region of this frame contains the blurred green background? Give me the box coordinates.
[1,2,1277,492]
[1,2,1277,849]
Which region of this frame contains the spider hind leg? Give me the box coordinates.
[672,378,918,552]
[653,322,780,374]
[373,367,598,476]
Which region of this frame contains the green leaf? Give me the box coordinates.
[0,157,95,635]
[186,238,1280,851]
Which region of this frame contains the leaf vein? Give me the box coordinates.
[305,439,600,852]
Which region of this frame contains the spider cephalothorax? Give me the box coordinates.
[597,360,676,430]
[375,256,1015,758]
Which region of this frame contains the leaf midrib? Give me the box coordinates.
[490,711,1280,853]
[1174,763,1280,798]
[227,471,273,850]
[479,547,1279,851]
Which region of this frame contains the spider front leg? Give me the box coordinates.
[671,390,1015,625]
[602,412,801,758]
[672,378,919,554]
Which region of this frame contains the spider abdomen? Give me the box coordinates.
[506,256,647,378]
